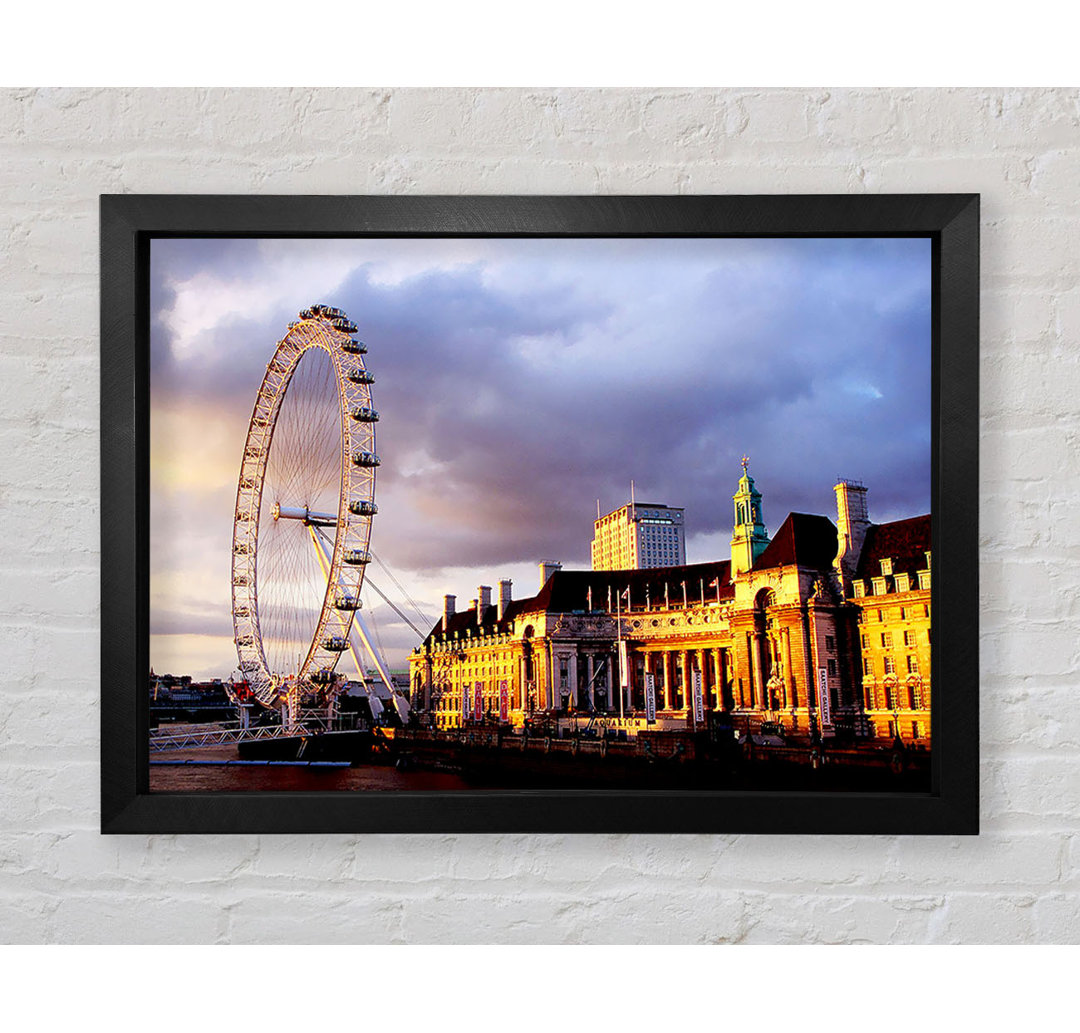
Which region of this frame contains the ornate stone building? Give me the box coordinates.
[409,466,931,744]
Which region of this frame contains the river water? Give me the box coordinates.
[149,745,472,792]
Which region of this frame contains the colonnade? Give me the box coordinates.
[427,626,806,722]
[545,644,737,715]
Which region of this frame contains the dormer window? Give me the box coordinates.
[872,577,887,596]
[853,580,865,598]
[880,558,893,576]
[918,570,931,590]
[895,573,911,593]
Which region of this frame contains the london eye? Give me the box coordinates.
[230,304,381,719]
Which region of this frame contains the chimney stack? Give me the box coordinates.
[834,479,870,577]
[477,585,492,624]
[442,594,456,632]
[539,560,562,590]
[497,579,512,621]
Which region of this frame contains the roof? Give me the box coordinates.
[755,512,839,571]
[855,514,932,579]
[420,560,734,645]
[533,562,734,614]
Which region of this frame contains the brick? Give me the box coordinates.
[226,891,406,944]
[1032,893,1080,942]
[741,892,944,944]
[930,894,1038,943]
[50,891,230,944]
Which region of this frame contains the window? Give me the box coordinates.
[872,578,887,596]
[853,581,865,598]
[880,558,893,576]
[918,571,931,590]
[896,573,911,593]
[877,609,884,622]
[880,632,892,648]
[884,656,896,675]
[825,635,836,653]
[861,634,869,650]
[827,659,837,677]
[904,630,915,647]
[863,658,873,675]
[907,655,919,674]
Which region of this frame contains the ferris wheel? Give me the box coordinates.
[230,304,384,715]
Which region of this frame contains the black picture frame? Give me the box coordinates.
[101,193,979,835]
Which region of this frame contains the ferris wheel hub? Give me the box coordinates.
[273,503,337,526]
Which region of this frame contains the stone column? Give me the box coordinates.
[543,641,553,709]
[782,626,796,708]
[750,631,765,710]
[681,650,691,711]
[568,651,578,709]
[585,653,595,710]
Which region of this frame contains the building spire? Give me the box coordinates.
[731,459,770,576]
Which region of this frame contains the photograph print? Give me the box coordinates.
[148,233,933,795]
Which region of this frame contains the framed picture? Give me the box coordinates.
[101,194,978,834]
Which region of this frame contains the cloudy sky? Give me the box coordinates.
[150,235,931,679]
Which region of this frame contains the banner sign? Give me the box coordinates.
[618,640,629,688]
[474,681,483,723]
[461,683,469,724]
[499,680,508,722]
[818,668,832,726]
[645,672,656,724]
[692,668,704,724]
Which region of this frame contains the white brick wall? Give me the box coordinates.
[1,87,1076,944]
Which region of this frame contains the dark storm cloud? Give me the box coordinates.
[327,238,931,569]
[157,237,931,568]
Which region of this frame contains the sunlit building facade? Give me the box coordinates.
[410,468,930,745]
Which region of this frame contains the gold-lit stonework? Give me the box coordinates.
[410,468,931,745]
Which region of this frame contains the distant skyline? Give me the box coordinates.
[150,236,931,679]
